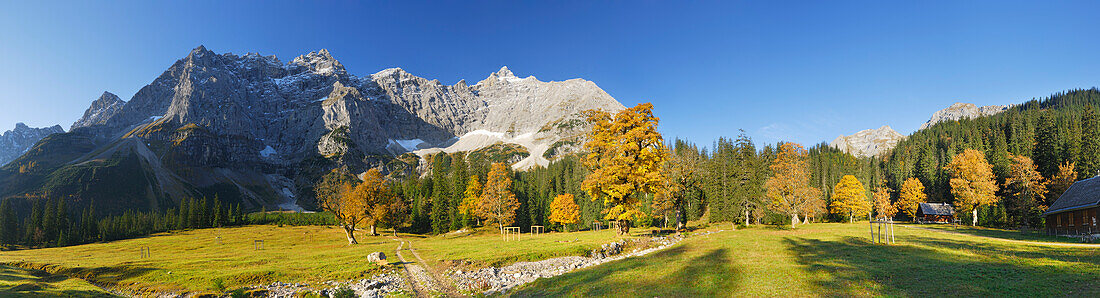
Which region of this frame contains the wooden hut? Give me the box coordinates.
[1044,176,1100,235]
[916,203,955,223]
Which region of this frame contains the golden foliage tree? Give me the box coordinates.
[895,178,926,220]
[317,168,369,244]
[944,149,999,226]
[349,169,403,237]
[1046,162,1077,205]
[549,194,581,232]
[479,163,519,233]
[1005,155,1047,227]
[828,175,870,223]
[764,142,823,226]
[459,175,482,226]
[872,187,896,220]
[582,103,669,235]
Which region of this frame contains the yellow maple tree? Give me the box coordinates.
[944,149,999,226]
[895,178,926,220]
[581,103,668,235]
[479,163,519,233]
[764,142,823,226]
[458,175,482,226]
[872,187,896,220]
[549,194,581,232]
[828,175,870,223]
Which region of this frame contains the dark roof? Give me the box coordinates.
[918,203,954,216]
[1045,176,1100,215]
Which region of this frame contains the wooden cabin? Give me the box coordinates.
[916,203,955,223]
[1044,176,1100,235]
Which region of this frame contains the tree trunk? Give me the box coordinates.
[498,222,504,234]
[849,211,853,223]
[393,228,398,237]
[972,209,978,226]
[370,224,378,236]
[745,209,750,226]
[344,225,358,245]
[791,214,800,227]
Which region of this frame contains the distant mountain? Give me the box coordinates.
[829,125,904,158]
[920,102,1012,130]
[0,46,623,213]
[0,123,64,166]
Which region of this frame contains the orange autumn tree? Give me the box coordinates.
[549,194,581,232]
[582,103,669,235]
[828,175,871,223]
[1004,154,1047,227]
[459,175,482,226]
[1046,162,1077,206]
[764,142,822,227]
[479,163,519,233]
[944,149,999,226]
[317,168,370,244]
[872,187,896,220]
[895,178,926,220]
[349,169,404,237]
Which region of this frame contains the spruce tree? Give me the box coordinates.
[42,198,59,245]
[178,198,190,229]
[0,199,15,245]
[1079,105,1100,178]
[1035,114,1060,178]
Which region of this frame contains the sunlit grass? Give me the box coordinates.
[0,225,396,294]
[515,223,1100,296]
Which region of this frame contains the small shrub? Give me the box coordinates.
[331,287,356,298]
[211,277,227,292]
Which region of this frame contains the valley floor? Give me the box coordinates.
[1,223,1097,297]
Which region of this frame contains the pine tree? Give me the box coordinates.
[1035,114,1060,178]
[213,199,224,227]
[0,199,15,245]
[1079,105,1100,178]
[178,198,190,229]
[42,198,58,245]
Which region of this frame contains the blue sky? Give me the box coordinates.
[2,1,1099,148]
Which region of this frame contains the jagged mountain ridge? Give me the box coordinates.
[0,123,64,166]
[920,102,1012,130]
[0,46,623,212]
[829,125,905,158]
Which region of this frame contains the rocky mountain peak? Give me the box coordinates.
[291,49,346,76]
[0,123,64,166]
[72,91,126,130]
[920,102,1012,130]
[495,66,515,78]
[830,125,905,158]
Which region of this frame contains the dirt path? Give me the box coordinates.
[391,238,460,297]
[902,225,1100,248]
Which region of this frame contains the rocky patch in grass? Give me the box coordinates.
[447,233,698,295]
[248,271,406,298]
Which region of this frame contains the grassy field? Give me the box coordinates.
[5,223,1098,296]
[915,224,1085,244]
[515,223,1100,297]
[0,264,115,297]
[0,225,399,295]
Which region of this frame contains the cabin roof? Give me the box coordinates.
[918,203,954,216]
[1045,176,1100,215]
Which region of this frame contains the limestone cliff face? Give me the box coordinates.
[830,125,905,158]
[920,102,1012,130]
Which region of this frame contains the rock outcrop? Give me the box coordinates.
[920,102,1012,130]
[830,125,905,158]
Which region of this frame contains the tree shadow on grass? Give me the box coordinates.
[512,244,740,297]
[784,236,1100,297]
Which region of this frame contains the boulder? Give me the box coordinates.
[368,252,387,264]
